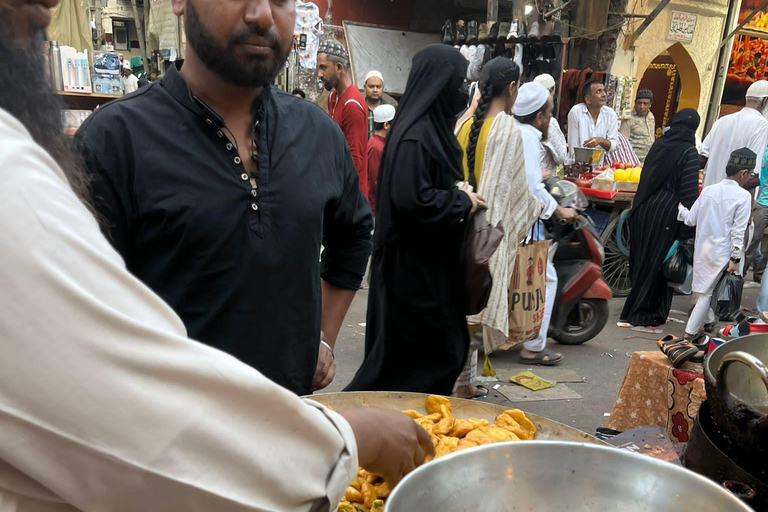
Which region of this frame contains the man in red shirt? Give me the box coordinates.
[317,41,368,198]
[366,104,395,214]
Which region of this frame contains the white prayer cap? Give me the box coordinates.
[747,80,768,98]
[365,70,384,84]
[533,73,556,91]
[373,104,396,123]
[514,82,550,116]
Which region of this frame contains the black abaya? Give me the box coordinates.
[621,109,701,327]
[345,45,473,394]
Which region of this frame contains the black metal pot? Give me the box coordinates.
[703,335,768,465]
[684,401,768,511]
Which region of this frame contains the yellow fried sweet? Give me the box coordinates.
[465,425,520,445]
[456,438,480,451]
[495,409,536,440]
[361,480,376,510]
[425,395,452,417]
[434,435,460,458]
[414,417,435,435]
[373,481,390,498]
[371,500,385,512]
[424,412,442,422]
[338,501,356,512]
[448,418,489,438]
[402,410,422,419]
[350,477,362,491]
[433,415,455,435]
[345,487,363,503]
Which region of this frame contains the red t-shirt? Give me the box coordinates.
[328,86,369,199]
[366,133,386,214]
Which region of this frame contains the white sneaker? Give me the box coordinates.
[468,44,485,81]
[459,44,470,59]
[465,45,477,80]
[507,19,520,40]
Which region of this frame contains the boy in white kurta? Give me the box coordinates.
[678,147,755,338]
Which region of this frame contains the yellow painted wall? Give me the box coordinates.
[612,0,730,133]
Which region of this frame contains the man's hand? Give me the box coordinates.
[554,205,578,224]
[727,260,739,274]
[311,332,335,392]
[339,408,435,487]
[584,137,609,150]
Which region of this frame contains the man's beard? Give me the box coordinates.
[186,0,289,88]
[323,77,337,91]
[0,16,89,204]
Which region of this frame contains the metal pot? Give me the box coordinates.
[384,441,754,512]
[573,146,605,165]
[684,401,767,511]
[704,335,768,464]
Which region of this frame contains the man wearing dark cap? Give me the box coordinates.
[318,41,369,199]
[678,147,754,339]
[620,88,656,164]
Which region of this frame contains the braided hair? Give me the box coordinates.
[465,58,521,185]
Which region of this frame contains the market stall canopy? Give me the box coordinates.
[47,0,93,54]
[343,21,440,95]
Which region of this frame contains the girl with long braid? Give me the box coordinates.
[453,58,544,398]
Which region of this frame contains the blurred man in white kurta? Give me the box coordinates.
[700,81,768,188]
[0,1,432,511]
[678,148,754,339]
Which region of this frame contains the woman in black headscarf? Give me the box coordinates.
[346,45,485,394]
[620,108,701,329]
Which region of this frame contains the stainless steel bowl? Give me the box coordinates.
[384,441,754,512]
[573,146,605,165]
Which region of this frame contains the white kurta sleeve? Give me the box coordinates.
[678,200,699,226]
[605,110,619,153]
[545,118,568,166]
[0,112,357,512]
[566,107,580,164]
[747,122,768,176]
[731,192,752,258]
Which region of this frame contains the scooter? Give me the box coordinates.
[544,179,612,345]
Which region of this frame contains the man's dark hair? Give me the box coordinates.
[292,88,306,98]
[514,103,548,125]
[582,80,602,102]
[324,53,350,71]
[374,121,387,131]
[726,165,746,177]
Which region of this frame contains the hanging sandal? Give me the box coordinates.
[657,336,697,368]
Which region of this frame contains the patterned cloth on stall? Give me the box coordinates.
[602,133,641,167]
[607,351,705,443]
[294,1,324,69]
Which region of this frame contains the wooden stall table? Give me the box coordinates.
[607,351,706,443]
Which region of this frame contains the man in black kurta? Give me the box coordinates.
[76,60,372,395]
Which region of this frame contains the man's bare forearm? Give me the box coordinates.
[321,279,358,348]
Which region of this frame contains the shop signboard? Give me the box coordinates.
[667,11,697,43]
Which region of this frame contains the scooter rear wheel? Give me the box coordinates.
[554,298,610,345]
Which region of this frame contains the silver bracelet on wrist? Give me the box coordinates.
[320,340,335,359]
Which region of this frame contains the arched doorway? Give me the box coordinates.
[638,42,701,138]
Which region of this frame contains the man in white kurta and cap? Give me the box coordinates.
[512,82,579,365]
[679,148,754,339]
[533,73,568,175]
[0,1,433,510]
[701,81,768,188]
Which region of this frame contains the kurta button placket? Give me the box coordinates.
[205,118,213,126]
[226,143,233,151]
[251,203,259,211]
[234,156,241,165]
[240,173,249,181]
[251,189,258,197]
[217,131,224,138]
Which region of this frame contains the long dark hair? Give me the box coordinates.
[466,58,521,178]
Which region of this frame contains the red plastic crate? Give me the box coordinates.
[580,187,618,199]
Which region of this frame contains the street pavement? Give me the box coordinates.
[325,281,761,437]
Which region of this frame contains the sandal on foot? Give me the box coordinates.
[519,348,564,366]
[657,338,697,368]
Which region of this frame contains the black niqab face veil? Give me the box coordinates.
[372,45,469,246]
[383,44,469,176]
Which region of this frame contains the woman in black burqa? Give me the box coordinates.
[620,109,701,328]
[346,45,485,394]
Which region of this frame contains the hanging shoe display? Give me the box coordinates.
[498,22,511,43]
[528,21,540,40]
[457,20,467,45]
[488,22,499,43]
[442,19,456,45]
[467,20,479,45]
[478,22,490,43]
[507,19,520,40]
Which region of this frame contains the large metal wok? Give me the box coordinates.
[309,391,606,445]
[704,335,768,464]
[384,441,754,512]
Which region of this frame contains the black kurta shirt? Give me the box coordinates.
[76,63,373,394]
